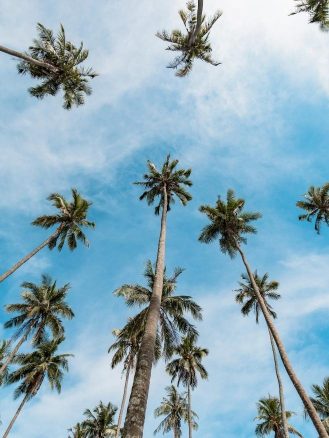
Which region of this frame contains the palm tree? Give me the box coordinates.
[108,327,142,438]
[199,189,328,438]
[0,188,95,284]
[3,336,71,437]
[290,1,329,31]
[308,377,329,432]
[68,423,85,438]
[154,385,198,438]
[235,272,289,438]
[166,334,208,438]
[255,396,303,437]
[296,183,329,233]
[156,1,221,77]
[0,23,97,108]
[115,260,202,359]
[0,340,11,385]
[82,401,118,437]
[0,274,74,378]
[122,155,192,437]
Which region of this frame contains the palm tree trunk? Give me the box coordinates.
[0,327,32,378]
[0,228,60,284]
[116,364,131,438]
[0,45,57,72]
[237,246,328,438]
[268,329,289,438]
[2,392,29,438]
[189,0,203,45]
[123,189,168,437]
[187,382,193,438]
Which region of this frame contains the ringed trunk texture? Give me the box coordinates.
[189,0,203,45]
[268,329,289,438]
[2,392,29,438]
[0,45,57,72]
[0,228,60,284]
[122,189,168,437]
[237,246,328,438]
[0,328,31,378]
[116,363,131,438]
[187,383,193,438]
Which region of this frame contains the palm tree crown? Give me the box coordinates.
[68,423,85,438]
[296,183,329,233]
[82,401,118,437]
[135,155,192,215]
[7,336,71,400]
[309,377,329,431]
[235,272,280,323]
[32,188,95,251]
[17,23,97,109]
[291,1,329,31]
[199,189,262,258]
[255,396,303,437]
[166,333,208,389]
[154,385,198,437]
[156,1,221,76]
[108,327,141,371]
[115,261,202,359]
[5,274,74,345]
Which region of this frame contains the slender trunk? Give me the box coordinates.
[189,0,203,45]
[173,428,179,438]
[0,228,60,284]
[187,383,192,438]
[116,363,131,438]
[268,329,289,438]
[0,327,31,378]
[237,246,328,438]
[2,392,29,438]
[0,45,57,72]
[123,189,168,437]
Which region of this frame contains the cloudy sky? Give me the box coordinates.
[1,0,329,436]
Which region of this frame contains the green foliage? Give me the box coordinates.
[255,396,302,437]
[108,325,141,371]
[5,274,74,345]
[154,385,198,436]
[17,23,97,109]
[135,155,192,215]
[166,333,208,389]
[297,183,329,233]
[291,1,329,31]
[199,189,261,258]
[156,1,221,76]
[7,336,71,400]
[114,261,202,359]
[68,423,85,438]
[80,401,118,437]
[235,272,280,323]
[308,377,329,432]
[32,188,95,251]
[0,340,11,385]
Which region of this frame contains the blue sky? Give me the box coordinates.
[1,0,329,436]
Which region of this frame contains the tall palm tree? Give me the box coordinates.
[296,183,329,233]
[154,385,198,438]
[108,327,142,438]
[308,377,329,432]
[199,189,328,438]
[156,1,221,77]
[122,155,192,437]
[0,188,95,284]
[0,274,74,378]
[290,1,329,31]
[3,336,71,437]
[115,260,202,359]
[82,401,117,437]
[0,23,97,108]
[68,423,85,438]
[235,272,289,438]
[166,334,208,438]
[255,396,303,437]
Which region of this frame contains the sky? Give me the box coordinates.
[1,0,329,436]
